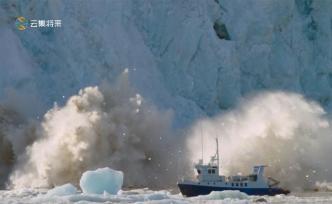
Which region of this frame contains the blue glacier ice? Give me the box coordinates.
[1,0,331,125]
[79,167,123,195]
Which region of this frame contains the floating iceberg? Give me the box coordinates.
[46,183,78,196]
[79,167,123,195]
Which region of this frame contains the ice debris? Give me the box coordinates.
[46,183,78,196]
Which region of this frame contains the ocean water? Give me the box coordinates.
[1,189,332,204]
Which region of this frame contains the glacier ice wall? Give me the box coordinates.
[1,0,332,123]
[1,0,332,188]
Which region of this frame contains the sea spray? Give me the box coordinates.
[9,70,188,189]
[6,88,332,190]
[188,91,332,190]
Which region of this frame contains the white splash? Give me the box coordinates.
[188,91,332,190]
[9,71,184,189]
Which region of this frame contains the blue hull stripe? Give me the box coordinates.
[178,183,289,197]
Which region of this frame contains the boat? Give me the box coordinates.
[177,138,290,197]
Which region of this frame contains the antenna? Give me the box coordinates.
[200,122,204,164]
[216,137,219,170]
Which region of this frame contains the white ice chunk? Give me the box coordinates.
[46,183,78,196]
[79,167,123,195]
[194,190,248,200]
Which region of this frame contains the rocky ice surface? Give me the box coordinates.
[1,0,332,126]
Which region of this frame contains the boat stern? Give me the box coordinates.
[269,187,290,196]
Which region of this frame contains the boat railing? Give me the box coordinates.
[226,176,250,182]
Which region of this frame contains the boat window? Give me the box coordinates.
[231,183,234,187]
[197,169,201,174]
[244,183,247,187]
[236,183,239,187]
[240,183,243,187]
[249,175,257,181]
[208,169,211,174]
[212,169,215,174]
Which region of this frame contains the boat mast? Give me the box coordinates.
[200,122,204,164]
[216,137,219,169]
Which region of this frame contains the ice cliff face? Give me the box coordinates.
[1,0,332,189]
[1,0,332,125]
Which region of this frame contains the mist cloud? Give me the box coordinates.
[5,84,332,191]
[9,70,188,189]
[188,91,332,191]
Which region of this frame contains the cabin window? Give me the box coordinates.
[225,182,228,185]
[211,169,215,174]
[208,169,211,174]
[244,183,247,187]
[197,169,201,174]
[236,183,239,187]
[249,175,257,181]
[231,183,234,187]
[240,183,243,187]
